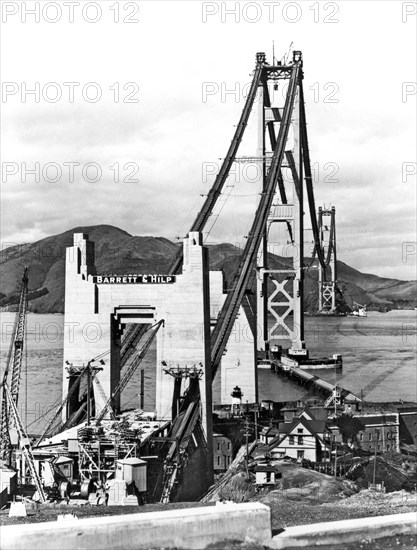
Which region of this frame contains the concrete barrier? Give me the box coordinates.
[271,512,417,549]
[0,502,271,550]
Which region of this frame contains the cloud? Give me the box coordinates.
[1,1,416,280]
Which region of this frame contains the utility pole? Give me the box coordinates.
[372,429,379,485]
[244,416,250,480]
[140,369,144,409]
[86,363,91,426]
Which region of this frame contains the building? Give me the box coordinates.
[259,427,279,445]
[213,433,232,472]
[54,456,74,483]
[397,404,417,446]
[269,415,332,462]
[254,464,278,486]
[328,412,400,453]
[281,403,328,424]
[0,467,17,499]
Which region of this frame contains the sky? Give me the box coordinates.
[1,0,416,279]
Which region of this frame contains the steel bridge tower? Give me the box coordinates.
[256,53,307,359]
[318,206,337,314]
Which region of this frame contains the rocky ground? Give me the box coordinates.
[1,462,416,549]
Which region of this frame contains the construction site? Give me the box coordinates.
[1,50,409,514]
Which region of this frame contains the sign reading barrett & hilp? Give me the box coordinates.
[92,275,176,284]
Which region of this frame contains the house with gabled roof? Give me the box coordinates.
[269,415,332,462]
[259,426,280,445]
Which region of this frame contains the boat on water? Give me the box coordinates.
[276,351,343,371]
[349,302,367,317]
[257,359,274,370]
[296,354,343,370]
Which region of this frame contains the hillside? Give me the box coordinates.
[0,225,415,313]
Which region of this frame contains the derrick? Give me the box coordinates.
[0,266,29,462]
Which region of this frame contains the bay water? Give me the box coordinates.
[0,310,415,433]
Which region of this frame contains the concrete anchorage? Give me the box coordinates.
[62,232,256,435]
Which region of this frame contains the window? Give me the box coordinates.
[297,428,303,433]
[359,433,363,442]
[289,435,295,445]
[298,436,303,445]
[265,472,272,483]
[368,433,372,441]
[386,444,390,451]
[227,442,230,450]
[378,444,381,451]
[297,450,304,460]
[217,442,221,450]
[217,456,220,466]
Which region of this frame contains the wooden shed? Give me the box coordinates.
[115,457,147,492]
[254,464,277,486]
[55,456,74,482]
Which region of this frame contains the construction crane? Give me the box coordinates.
[120,324,148,366]
[96,320,164,423]
[3,382,47,502]
[35,362,113,446]
[0,266,29,462]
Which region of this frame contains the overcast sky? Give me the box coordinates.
[1,0,416,279]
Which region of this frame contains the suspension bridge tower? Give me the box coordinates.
[318,206,337,314]
[256,51,307,359]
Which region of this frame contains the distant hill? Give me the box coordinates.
[0,225,415,313]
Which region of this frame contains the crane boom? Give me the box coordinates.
[96,320,164,423]
[0,267,29,461]
[10,267,29,405]
[120,324,148,366]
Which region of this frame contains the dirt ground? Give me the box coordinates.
[1,462,416,549]
[264,489,417,531]
[204,535,417,550]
